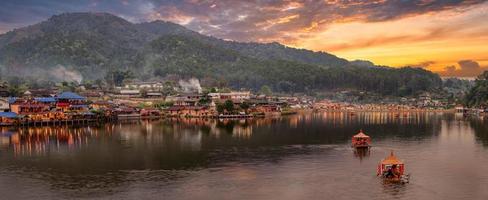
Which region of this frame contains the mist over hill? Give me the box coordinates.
[0,12,442,95]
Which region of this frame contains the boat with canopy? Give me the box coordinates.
[351,130,371,148]
[377,151,410,183]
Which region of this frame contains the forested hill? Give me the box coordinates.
[0,12,442,95]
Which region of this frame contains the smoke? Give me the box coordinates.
[0,64,83,83]
[178,78,202,93]
[51,65,83,83]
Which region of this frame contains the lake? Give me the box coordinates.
[1,111,488,200]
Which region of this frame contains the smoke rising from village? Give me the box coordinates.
[178,78,202,94]
[0,64,83,84]
[51,65,83,83]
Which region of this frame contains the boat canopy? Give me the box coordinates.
[381,151,403,165]
[352,130,370,138]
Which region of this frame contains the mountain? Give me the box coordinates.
[0,12,442,95]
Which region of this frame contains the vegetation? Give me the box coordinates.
[465,71,488,107]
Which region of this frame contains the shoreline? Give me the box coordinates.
[1,109,460,127]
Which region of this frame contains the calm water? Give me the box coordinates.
[1,112,488,200]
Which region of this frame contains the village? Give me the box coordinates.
[0,80,316,126]
[0,78,467,127]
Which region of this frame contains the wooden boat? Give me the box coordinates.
[351,130,371,148]
[377,151,410,184]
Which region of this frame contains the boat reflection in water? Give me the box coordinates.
[353,147,370,161]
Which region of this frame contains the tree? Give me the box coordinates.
[216,103,225,113]
[140,88,148,98]
[259,85,272,96]
[198,95,211,105]
[105,69,134,87]
[161,81,177,95]
[224,100,234,112]
[240,102,250,112]
[465,71,488,107]
[94,79,104,90]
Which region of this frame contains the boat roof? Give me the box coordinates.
[381,151,404,165]
[353,130,370,138]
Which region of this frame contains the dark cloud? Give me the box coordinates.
[142,0,487,42]
[0,0,153,31]
[0,0,486,43]
[439,60,487,77]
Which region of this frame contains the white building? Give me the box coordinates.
[208,91,251,102]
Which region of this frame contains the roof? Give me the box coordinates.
[353,130,370,138]
[8,97,17,104]
[70,105,88,108]
[34,97,56,103]
[56,92,86,100]
[381,151,403,165]
[0,112,19,118]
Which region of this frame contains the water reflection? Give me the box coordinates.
[0,112,446,158]
[1,112,488,199]
[353,148,370,161]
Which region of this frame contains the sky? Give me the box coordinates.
[0,0,487,77]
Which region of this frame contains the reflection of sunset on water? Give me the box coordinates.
[0,112,445,156]
[1,112,488,199]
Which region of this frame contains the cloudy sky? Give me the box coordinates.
[1,0,487,77]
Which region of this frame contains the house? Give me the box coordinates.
[119,89,140,97]
[146,92,163,98]
[91,101,114,110]
[0,84,9,97]
[166,106,214,117]
[29,88,57,97]
[55,92,88,113]
[0,98,9,112]
[253,104,281,113]
[8,97,66,121]
[124,81,163,90]
[0,112,20,125]
[167,93,203,106]
[9,98,51,115]
[208,91,251,103]
[140,109,162,117]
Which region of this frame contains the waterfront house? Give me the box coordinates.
[166,106,214,117]
[55,92,88,113]
[9,98,51,115]
[0,112,20,125]
[140,109,162,117]
[208,91,251,103]
[167,93,203,106]
[91,101,113,110]
[253,104,281,113]
[8,97,59,121]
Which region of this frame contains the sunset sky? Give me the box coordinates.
[1,0,487,77]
